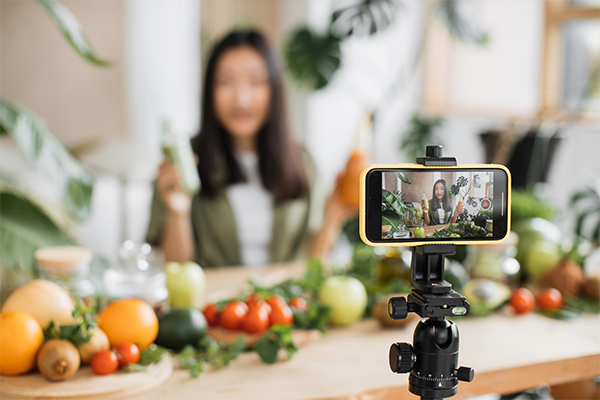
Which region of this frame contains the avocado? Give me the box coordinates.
[462,279,511,317]
[155,308,207,351]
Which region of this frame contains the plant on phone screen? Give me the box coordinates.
[381,173,413,232]
[450,174,481,203]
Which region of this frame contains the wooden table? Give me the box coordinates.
[130,263,600,400]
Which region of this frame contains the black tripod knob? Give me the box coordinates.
[389,342,415,374]
[388,296,408,320]
[457,366,474,382]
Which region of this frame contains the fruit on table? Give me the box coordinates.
[77,326,110,364]
[582,274,600,302]
[165,261,207,308]
[155,308,207,351]
[289,297,308,311]
[202,303,219,327]
[513,218,562,282]
[508,288,535,315]
[536,288,563,311]
[414,227,425,238]
[267,298,293,327]
[90,349,119,376]
[37,339,80,381]
[318,276,367,326]
[114,342,140,367]
[243,304,270,334]
[542,259,585,297]
[1,279,74,329]
[0,311,44,376]
[219,300,248,330]
[97,298,159,350]
[462,279,511,317]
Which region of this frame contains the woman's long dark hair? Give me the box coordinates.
[430,179,452,212]
[192,30,308,203]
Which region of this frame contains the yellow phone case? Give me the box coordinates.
[359,163,512,247]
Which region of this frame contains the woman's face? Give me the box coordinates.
[213,46,271,144]
[435,182,445,200]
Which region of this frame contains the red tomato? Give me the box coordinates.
[266,295,286,308]
[202,303,219,327]
[245,293,262,307]
[243,305,270,335]
[508,288,535,315]
[269,300,293,327]
[288,297,308,311]
[90,349,119,375]
[537,288,563,311]
[220,300,248,330]
[114,342,140,367]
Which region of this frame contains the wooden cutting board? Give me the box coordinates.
[0,355,172,400]
[207,327,322,347]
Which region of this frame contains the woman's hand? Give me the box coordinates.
[421,202,430,226]
[156,159,192,216]
[455,201,464,215]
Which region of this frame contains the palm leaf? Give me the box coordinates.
[382,189,407,217]
[0,98,94,221]
[33,0,110,66]
[395,172,411,184]
[382,210,401,233]
[0,192,74,274]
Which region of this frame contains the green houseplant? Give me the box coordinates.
[0,0,109,295]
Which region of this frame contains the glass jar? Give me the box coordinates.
[36,246,96,300]
[464,232,520,283]
[103,240,168,312]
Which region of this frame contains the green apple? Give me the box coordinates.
[414,227,425,238]
[165,262,206,308]
[318,276,367,326]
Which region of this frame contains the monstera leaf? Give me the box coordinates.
[0,189,74,274]
[434,0,489,45]
[0,98,94,222]
[285,28,341,90]
[330,0,403,39]
[33,0,110,66]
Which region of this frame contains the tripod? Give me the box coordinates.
[387,146,474,400]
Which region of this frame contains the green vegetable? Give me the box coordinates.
[254,325,297,364]
[121,344,169,373]
[155,308,207,352]
[178,335,246,378]
[43,299,95,345]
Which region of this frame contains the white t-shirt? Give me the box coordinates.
[225,151,273,266]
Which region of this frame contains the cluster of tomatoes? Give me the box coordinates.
[90,342,140,376]
[202,294,307,335]
[508,287,564,315]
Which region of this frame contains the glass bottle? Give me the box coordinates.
[161,120,201,195]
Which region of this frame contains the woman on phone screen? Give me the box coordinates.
[146,30,355,267]
[422,179,463,226]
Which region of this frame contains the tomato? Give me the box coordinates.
[288,297,307,311]
[508,288,535,314]
[90,349,119,375]
[220,301,248,330]
[114,342,140,367]
[268,300,293,327]
[537,288,563,311]
[245,293,262,307]
[243,305,270,335]
[202,303,219,327]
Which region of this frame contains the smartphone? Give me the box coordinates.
[360,164,511,246]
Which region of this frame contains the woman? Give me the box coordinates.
[422,179,463,226]
[146,30,354,267]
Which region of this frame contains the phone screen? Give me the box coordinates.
[364,167,510,244]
